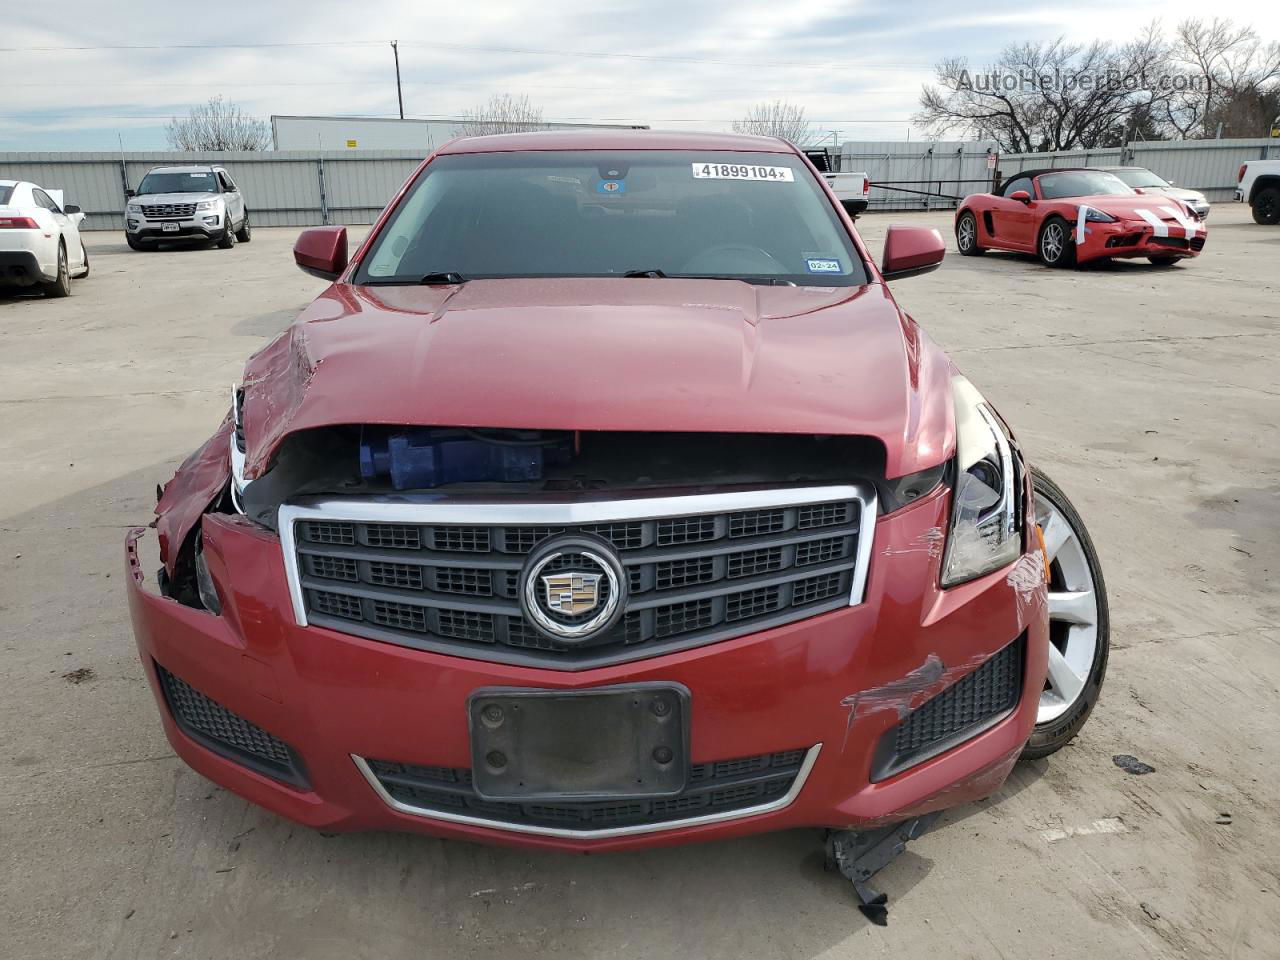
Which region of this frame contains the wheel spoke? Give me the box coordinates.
[1039,509,1072,563]
[1048,589,1096,626]
[1045,643,1086,706]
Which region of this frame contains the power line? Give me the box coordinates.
[0,37,931,70]
[0,114,918,123]
[4,79,919,97]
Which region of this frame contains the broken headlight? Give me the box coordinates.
[940,376,1021,587]
[229,385,247,514]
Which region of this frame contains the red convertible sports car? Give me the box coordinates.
[956,168,1207,268]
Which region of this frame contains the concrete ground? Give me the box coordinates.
[2,205,1277,960]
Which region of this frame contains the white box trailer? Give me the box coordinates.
[271,116,648,152]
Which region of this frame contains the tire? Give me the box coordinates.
[217,218,237,249]
[235,210,252,243]
[1022,468,1110,761]
[955,211,985,256]
[126,234,151,251]
[41,242,72,298]
[1251,186,1280,225]
[1037,217,1076,268]
[1147,255,1179,267]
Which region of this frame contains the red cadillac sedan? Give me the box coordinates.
[126,130,1108,918]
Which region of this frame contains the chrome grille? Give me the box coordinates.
[282,486,874,669]
[140,202,197,218]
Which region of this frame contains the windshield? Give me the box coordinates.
[1037,171,1134,200]
[136,171,218,195]
[356,150,868,286]
[1108,168,1168,189]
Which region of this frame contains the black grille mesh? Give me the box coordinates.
[295,493,862,666]
[872,635,1024,781]
[156,664,306,786]
[366,748,808,831]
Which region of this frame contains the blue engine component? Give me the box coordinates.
[359,429,563,490]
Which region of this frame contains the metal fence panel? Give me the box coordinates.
[0,150,424,231]
[4,138,1277,230]
[836,140,1000,211]
[321,155,422,223]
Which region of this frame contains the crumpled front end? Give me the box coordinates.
[127,464,1046,851]
[1074,204,1208,263]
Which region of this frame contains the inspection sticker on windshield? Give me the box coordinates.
[805,258,843,274]
[692,162,794,182]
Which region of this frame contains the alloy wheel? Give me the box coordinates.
[1035,490,1100,723]
[957,216,975,251]
[1040,223,1064,263]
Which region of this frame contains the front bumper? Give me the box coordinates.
[1078,217,1206,262]
[126,215,226,241]
[126,490,1048,852]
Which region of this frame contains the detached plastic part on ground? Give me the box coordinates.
[825,814,942,925]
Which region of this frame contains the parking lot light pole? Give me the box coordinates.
[391,40,404,119]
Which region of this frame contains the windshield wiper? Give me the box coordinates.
[683,274,797,286]
[419,272,467,285]
[621,269,795,286]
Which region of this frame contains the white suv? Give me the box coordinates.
[124,165,252,250]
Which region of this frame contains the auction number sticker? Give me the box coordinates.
[692,162,794,182]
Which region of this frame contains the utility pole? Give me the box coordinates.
[391,40,404,119]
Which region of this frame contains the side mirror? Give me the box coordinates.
[1133,187,1145,195]
[881,225,945,281]
[1009,190,1031,204]
[63,204,81,215]
[125,188,136,198]
[294,226,348,281]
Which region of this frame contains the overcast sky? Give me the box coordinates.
[1,0,1274,151]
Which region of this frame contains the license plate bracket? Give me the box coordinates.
[468,683,689,802]
[161,221,179,233]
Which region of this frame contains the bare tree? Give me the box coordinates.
[458,93,546,136]
[1168,18,1280,136]
[919,19,1280,149]
[916,30,1178,152]
[731,101,813,145]
[165,96,270,151]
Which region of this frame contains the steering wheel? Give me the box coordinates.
[683,243,787,274]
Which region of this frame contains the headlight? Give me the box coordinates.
[229,385,247,514]
[1084,209,1116,223]
[196,199,219,211]
[941,377,1022,587]
[127,203,142,214]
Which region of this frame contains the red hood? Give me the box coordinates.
[239,278,956,480]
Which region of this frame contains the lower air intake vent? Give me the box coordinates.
[156,663,308,787]
[361,748,812,833]
[870,634,1024,781]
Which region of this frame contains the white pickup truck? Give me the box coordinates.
[822,172,872,217]
[801,150,872,217]
[1236,159,1280,224]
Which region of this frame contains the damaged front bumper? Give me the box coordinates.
[1079,217,1206,261]
[126,484,1048,853]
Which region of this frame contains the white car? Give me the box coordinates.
[0,180,90,297]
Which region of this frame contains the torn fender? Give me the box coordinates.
[155,413,232,575]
